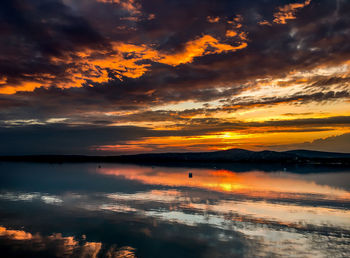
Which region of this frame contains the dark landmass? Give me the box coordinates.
[0,149,350,171]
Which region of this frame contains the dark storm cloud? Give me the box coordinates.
[0,1,347,79]
[0,124,153,155]
[0,0,349,105]
[0,0,108,86]
[0,79,249,121]
[99,0,250,47]
[0,122,240,155]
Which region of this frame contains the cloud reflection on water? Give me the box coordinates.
[0,162,349,257]
[0,226,136,258]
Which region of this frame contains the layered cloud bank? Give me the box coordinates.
[0,0,349,154]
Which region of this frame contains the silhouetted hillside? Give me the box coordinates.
[285,149,350,159]
[0,148,349,166]
[114,148,350,164]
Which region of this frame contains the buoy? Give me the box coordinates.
[189,172,192,178]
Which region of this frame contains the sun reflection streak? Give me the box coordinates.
[97,166,350,201]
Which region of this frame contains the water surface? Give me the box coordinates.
[0,162,349,257]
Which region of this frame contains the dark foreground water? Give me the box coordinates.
[0,162,349,257]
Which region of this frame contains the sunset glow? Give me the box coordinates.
[0,0,349,154]
[1,2,350,257]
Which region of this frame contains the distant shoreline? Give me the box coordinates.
[1,149,349,170]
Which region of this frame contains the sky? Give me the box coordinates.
[0,0,349,155]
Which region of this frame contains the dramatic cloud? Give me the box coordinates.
[0,0,349,153]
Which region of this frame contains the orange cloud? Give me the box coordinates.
[225,30,238,37]
[227,14,243,28]
[156,35,247,66]
[273,0,311,24]
[258,20,272,26]
[207,16,220,23]
[0,81,43,94]
[0,226,33,240]
[0,33,248,94]
[0,76,6,84]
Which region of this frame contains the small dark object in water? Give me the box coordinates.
[189,172,192,178]
[98,165,101,168]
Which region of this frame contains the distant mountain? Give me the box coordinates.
[116,148,350,164]
[0,148,349,166]
[285,149,350,159]
[118,148,292,162]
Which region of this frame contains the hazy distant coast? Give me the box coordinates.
[1,149,350,170]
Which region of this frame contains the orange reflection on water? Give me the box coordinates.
[0,226,135,258]
[0,226,33,240]
[98,165,350,201]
